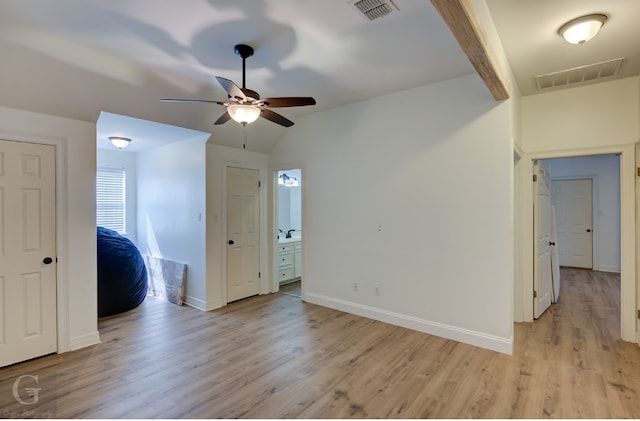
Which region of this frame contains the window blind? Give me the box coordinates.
[96,167,126,234]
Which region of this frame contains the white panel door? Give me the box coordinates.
[533,161,552,319]
[226,167,260,302]
[551,179,593,269]
[0,140,57,367]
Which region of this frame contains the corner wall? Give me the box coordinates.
[270,74,515,354]
[136,136,208,309]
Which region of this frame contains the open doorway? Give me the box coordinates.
[543,155,620,274]
[275,169,302,298]
[521,148,635,343]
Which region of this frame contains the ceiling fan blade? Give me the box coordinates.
[215,76,246,101]
[260,108,294,127]
[261,97,316,107]
[214,111,232,125]
[161,98,225,105]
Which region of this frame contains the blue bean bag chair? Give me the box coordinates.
[97,226,148,317]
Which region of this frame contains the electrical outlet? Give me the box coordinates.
[353,282,359,292]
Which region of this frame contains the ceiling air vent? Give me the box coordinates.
[534,57,624,91]
[349,0,399,21]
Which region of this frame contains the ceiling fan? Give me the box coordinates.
[162,44,316,127]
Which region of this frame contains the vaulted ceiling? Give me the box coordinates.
[1,0,638,153]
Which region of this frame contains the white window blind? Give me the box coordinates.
[96,167,126,234]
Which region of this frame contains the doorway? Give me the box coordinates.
[226,166,261,302]
[275,169,302,298]
[522,150,632,341]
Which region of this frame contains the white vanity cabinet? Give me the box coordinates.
[278,239,301,284]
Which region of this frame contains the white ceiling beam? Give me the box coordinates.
[431,0,511,101]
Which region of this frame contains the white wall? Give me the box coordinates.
[136,136,208,309]
[522,77,639,152]
[96,149,138,244]
[270,74,515,354]
[0,106,100,351]
[205,144,269,310]
[544,155,620,273]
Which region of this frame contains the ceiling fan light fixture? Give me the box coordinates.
[109,136,131,149]
[558,14,607,45]
[227,104,261,125]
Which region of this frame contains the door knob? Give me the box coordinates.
[43,257,53,264]
[549,242,556,246]
[586,229,592,233]
[228,240,234,245]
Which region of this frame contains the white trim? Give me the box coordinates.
[69,331,101,351]
[305,292,513,355]
[222,162,269,305]
[513,148,528,322]
[599,264,622,273]
[0,131,74,353]
[518,143,635,343]
[183,295,216,311]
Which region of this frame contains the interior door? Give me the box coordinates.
[226,167,260,302]
[533,161,552,319]
[551,179,593,269]
[0,140,57,367]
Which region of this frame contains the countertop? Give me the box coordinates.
[278,237,301,244]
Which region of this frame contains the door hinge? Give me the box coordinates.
[533,290,537,298]
[637,167,640,177]
[258,180,261,188]
[637,309,640,319]
[533,174,538,182]
[258,271,261,279]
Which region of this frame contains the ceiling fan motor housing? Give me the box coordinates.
[234,44,254,59]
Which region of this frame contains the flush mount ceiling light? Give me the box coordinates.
[558,14,608,45]
[227,104,261,126]
[109,136,131,149]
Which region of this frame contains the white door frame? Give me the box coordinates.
[222,162,268,305]
[270,164,305,297]
[516,143,636,343]
[0,131,70,353]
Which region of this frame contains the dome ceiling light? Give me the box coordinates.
[558,14,608,45]
[109,136,131,149]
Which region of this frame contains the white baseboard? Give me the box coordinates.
[184,295,222,312]
[597,264,621,273]
[304,292,513,355]
[68,331,101,351]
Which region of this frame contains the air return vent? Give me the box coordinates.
[349,0,399,21]
[534,57,624,91]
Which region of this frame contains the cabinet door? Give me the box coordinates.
[294,243,302,278]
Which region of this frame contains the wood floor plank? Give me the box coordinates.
[0,267,638,418]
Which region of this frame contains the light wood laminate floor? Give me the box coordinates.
[1,268,639,418]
